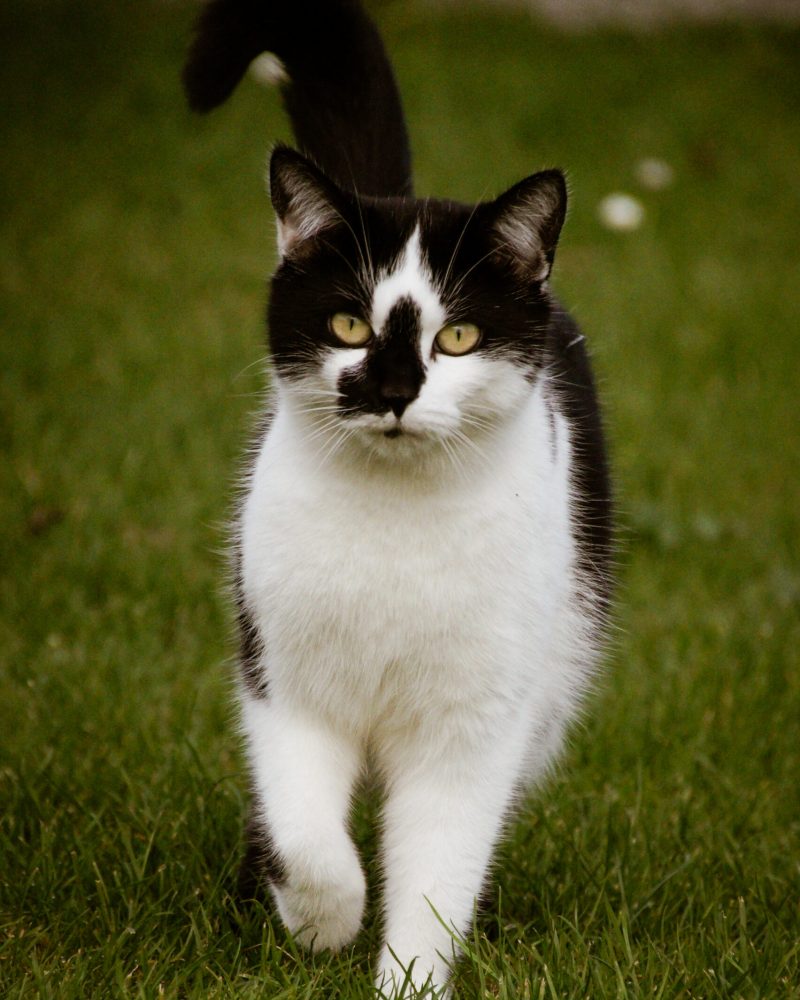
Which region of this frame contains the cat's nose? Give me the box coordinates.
[386,396,410,419]
[372,352,422,418]
[378,378,417,418]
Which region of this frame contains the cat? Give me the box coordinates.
[183,0,613,995]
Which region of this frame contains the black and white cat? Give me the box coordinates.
[184,1,613,995]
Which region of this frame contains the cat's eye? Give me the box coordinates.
[329,312,373,347]
[434,322,482,357]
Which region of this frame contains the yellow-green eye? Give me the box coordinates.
[434,322,482,357]
[329,312,373,347]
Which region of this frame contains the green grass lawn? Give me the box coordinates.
[2,1,799,996]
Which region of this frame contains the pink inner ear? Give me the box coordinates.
[274,189,338,256]
[270,147,343,256]
[492,212,552,282]
[488,171,567,281]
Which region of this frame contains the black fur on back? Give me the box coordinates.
[183,0,412,197]
[547,311,615,610]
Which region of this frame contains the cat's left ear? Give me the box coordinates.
[486,170,567,283]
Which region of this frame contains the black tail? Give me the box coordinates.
[182,0,412,197]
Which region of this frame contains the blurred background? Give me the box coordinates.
[454,0,800,26]
[2,1,798,996]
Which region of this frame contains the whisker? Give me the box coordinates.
[438,197,483,297]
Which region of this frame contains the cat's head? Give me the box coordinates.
[267,146,566,467]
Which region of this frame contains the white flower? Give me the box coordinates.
[635,158,675,190]
[597,193,645,231]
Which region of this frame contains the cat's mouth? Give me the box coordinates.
[356,415,428,448]
[382,423,424,440]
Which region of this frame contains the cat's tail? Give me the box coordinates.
[182,0,412,197]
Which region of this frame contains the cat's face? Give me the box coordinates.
[267,147,566,464]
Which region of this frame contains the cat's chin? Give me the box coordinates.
[353,423,442,463]
[352,425,489,475]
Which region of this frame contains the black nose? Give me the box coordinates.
[378,374,417,419]
[386,396,410,419]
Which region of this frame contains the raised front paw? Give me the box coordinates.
[272,861,366,952]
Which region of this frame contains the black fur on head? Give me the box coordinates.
[267,145,568,392]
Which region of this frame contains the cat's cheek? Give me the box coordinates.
[468,359,532,420]
[322,348,368,392]
[411,354,501,432]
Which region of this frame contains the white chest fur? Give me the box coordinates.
[239,381,585,740]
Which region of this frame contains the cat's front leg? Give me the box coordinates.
[375,714,530,997]
[241,695,365,951]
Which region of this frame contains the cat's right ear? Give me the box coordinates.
[269,146,344,258]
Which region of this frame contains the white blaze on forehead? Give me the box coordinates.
[370,225,446,337]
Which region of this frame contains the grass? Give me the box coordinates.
[1,1,799,996]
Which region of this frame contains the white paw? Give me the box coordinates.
[273,861,366,951]
[376,949,452,998]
